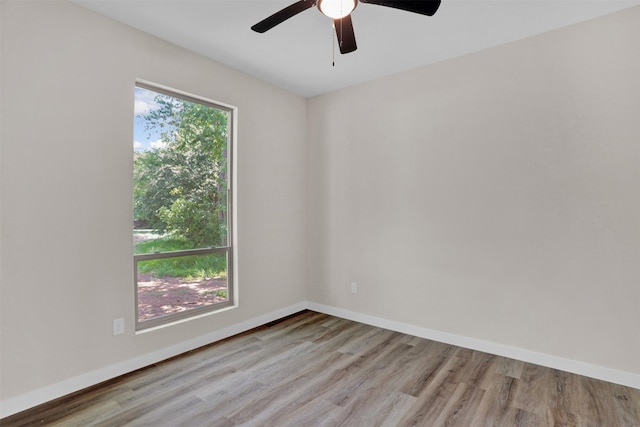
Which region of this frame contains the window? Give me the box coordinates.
[133,82,234,330]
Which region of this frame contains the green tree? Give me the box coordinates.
[134,93,229,247]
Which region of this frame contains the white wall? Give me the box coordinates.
[307,6,639,378]
[0,0,307,414]
[1,0,639,418]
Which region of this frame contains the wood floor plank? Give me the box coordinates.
[48,399,123,427]
[332,387,413,427]
[395,349,465,426]
[495,356,525,379]
[378,392,418,427]
[471,374,520,426]
[399,340,457,397]
[328,342,433,425]
[232,354,357,426]
[162,398,235,427]
[2,310,639,426]
[277,398,346,427]
[313,321,377,352]
[432,382,486,426]
[329,342,412,407]
[337,325,398,356]
[511,363,555,415]
[224,351,353,424]
[116,394,203,427]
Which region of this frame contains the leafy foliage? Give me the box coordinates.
[134,92,229,248]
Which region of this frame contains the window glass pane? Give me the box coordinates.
[136,252,229,323]
[133,86,229,252]
[133,83,233,329]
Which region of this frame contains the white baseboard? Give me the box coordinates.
[0,302,307,419]
[306,302,640,390]
[3,300,638,418]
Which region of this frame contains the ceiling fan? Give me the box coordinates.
[251,0,441,54]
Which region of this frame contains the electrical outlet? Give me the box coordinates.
[113,318,125,336]
[351,282,358,294]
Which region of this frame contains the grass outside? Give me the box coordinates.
[134,232,227,279]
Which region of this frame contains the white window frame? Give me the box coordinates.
[133,81,236,331]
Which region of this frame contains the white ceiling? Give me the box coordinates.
[75,0,640,97]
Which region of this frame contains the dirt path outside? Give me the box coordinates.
[137,274,228,321]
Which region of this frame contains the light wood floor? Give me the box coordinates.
[3,310,639,426]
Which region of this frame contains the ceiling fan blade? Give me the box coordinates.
[251,0,316,33]
[334,15,357,54]
[360,0,441,16]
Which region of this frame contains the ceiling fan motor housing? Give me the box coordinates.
[317,0,358,19]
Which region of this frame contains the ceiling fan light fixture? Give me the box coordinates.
[318,0,357,19]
